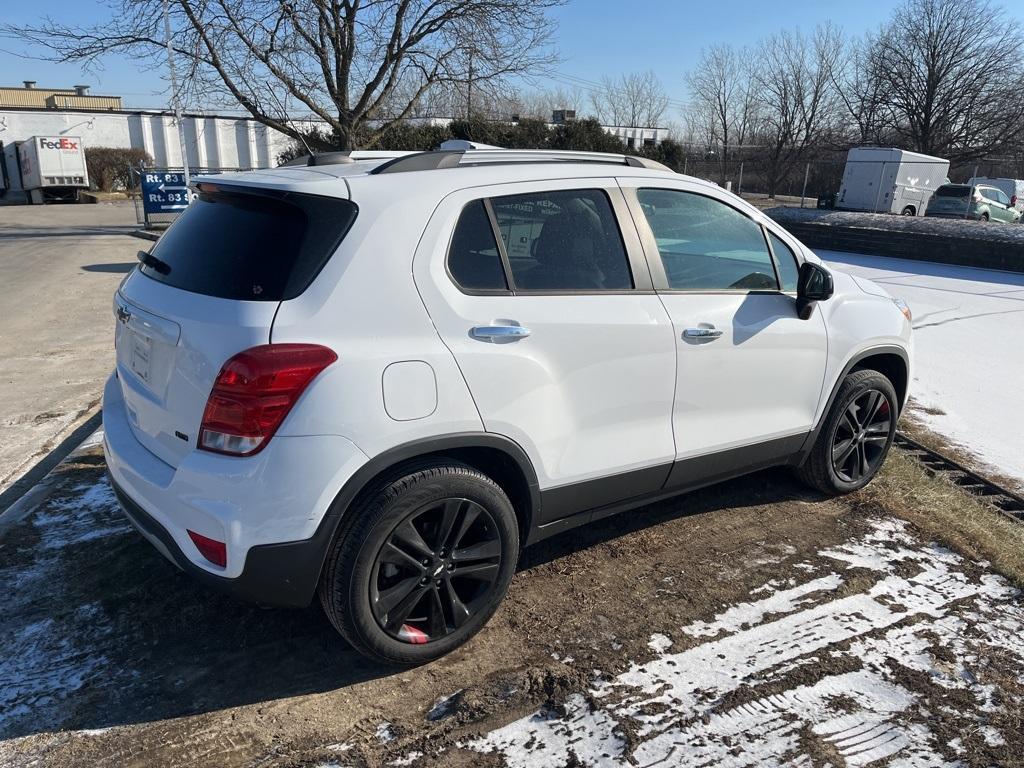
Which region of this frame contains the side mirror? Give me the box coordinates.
[796,262,833,319]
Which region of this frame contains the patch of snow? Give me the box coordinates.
[389,750,423,766]
[471,693,626,768]
[981,726,1005,747]
[682,573,843,637]
[468,518,1024,766]
[375,722,396,743]
[0,475,130,738]
[647,633,672,653]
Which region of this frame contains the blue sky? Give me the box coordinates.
[1,0,1012,115]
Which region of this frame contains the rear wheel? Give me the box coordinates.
[319,462,519,665]
[796,370,898,495]
[900,206,915,216]
[980,212,990,222]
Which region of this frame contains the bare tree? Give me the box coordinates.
[590,70,669,128]
[831,35,890,146]
[869,0,1024,160]
[685,44,759,183]
[4,0,563,150]
[750,24,842,197]
[513,84,587,121]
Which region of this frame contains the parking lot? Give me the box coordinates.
[1,206,1024,767]
[0,202,138,498]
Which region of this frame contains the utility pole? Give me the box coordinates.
[162,0,191,191]
[465,50,474,120]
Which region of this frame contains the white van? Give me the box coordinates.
[836,148,949,217]
[968,177,1024,215]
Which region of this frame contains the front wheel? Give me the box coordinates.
[900,206,915,216]
[319,462,519,665]
[796,370,898,495]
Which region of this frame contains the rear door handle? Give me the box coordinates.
[683,327,723,340]
[471,325,531,341]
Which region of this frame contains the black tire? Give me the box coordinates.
[319,461,519,665]
[901,206,915,216]
[980,212,990,222]
[796,369,898,495]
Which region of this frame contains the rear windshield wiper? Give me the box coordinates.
[137,250,172,275]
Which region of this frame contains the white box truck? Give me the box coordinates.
[15,135,89,204]
[836,147,949,217]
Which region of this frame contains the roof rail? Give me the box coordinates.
[369,149,673,175]
[279,150,416,168]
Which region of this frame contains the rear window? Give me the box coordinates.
[141,185,357,301]
[935,185,970,198]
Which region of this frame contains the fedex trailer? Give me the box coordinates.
[836,147,949,217]
[13,136,89,204]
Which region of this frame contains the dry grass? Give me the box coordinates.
[862,448,1024,586]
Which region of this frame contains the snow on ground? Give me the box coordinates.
[468,518,1024,767]
[820,250,1024,488]
[0,475,129,738]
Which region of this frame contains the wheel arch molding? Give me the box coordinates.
[310,433,541,586]
[799,345,910,458]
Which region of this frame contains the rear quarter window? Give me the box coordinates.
[141,186,357,301]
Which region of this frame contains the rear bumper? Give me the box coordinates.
[108,473,329,606]
[102,372,370,606]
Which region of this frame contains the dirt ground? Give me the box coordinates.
[2,438,1023,768]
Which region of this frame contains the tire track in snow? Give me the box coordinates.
[468,518,1024,767]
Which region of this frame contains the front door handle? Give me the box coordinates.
[683,327,723,340]
[471,325,531,341]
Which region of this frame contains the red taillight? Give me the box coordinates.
[1012,195,1017,206]
[188,529,227,567]
[198,344,337,456]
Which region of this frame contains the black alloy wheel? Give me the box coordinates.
[370,497,502,644]
[795,369,899,495]
[830,389,892,483]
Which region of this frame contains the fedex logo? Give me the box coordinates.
[38,137,79,151]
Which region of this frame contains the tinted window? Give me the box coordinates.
[935,185,970,198]
[490,189,633,291]
[447,201,508,291]
[996,190,1011,206]
[143,186,357,301]
[981,188,998,201]
[768,232,799,292]
[637,189,779,291]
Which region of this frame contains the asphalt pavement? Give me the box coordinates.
[0,202,140,497]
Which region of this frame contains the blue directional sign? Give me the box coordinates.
[140,170,192,214]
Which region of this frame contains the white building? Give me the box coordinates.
[0,106,297,172]
[0,82,669,202]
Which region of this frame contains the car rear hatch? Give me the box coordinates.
[113,182,357,468]
[929,185,971,214]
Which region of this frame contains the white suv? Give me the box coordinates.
[104,148,913,664]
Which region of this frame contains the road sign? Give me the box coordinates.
[140,170,192,214]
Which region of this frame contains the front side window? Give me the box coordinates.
[768,232,800,292]
[637,189,779,291]
[489,189,633,291]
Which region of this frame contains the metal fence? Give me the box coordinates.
[679,152,1024,208]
